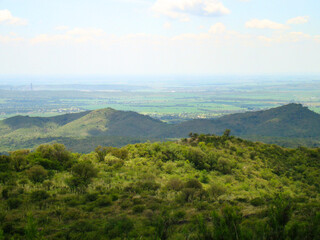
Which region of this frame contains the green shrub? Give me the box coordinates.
[217,158,233,174]
[250,197,265,206]
[36,143,72,165]
[104,154,124,169]
[7,198,22,209]
[208,183,226,200]
[96,196,112,207]
[185,179,202,189]
[71,161,98,182]
[1,188,9,199]
[26,165,48,183]
[132,205,145,213]
[85,193,99,202]
[199,170,209,183]
[104,216,134,239]
[166,178,183,191]
[30,190,50,202]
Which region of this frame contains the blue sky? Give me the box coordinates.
[0,0,319,77]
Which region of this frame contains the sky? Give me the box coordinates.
[0,0,320,78]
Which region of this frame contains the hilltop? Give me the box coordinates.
[0,103,320,152]
[170,103,320,138]
[0,135,319,239]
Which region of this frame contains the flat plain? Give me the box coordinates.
[1,79,320,123]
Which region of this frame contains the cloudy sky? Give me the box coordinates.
[0,0,320,76]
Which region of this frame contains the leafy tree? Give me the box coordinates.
[35,143,72,167]
[10,149,30,171]
[26,165,48,183]
[71,161,98,182]
[223,129,231,138]
[66,161,98,193]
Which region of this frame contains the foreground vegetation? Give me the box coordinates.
[0,133,319,239]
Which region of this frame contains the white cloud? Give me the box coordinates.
[245,19,287,30]
[287,16,309,25]
[258,31,311,43]
[315,35,320,43]
[0,9,27,25]
[209,22,226,34]
[152,0,230,22]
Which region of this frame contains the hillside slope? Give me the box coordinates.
[168,103,320,138]
[1,103,320,152]
[0,136,319,239]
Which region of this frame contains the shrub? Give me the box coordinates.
[63,208,82,221]
[135,180,160,192]
[26,165,48,183]
[184,147,209,170]
[166,178,183,191]
[36,143,72,164]
[199,170,209,183]
[185,179,202,189]
[104,154,124,169]
[10,149,30,171]
[132,205,145,213]
[37,158,61,170]
[0,172,14,184]
[66,177,89,193]
[267,194,293,240]
[96,196,112,207]
[25,215,42,240]
[104,216,134,239]
[30,190,50,202]
[212,205,243,240]
[217,158,233,174]
[1,188,9,199]
[85,193,99,202]
[7,198,22,209]
[250,197,265,206]
[208,183,226,200]
[173,210,186,221]
[71,161,98,182]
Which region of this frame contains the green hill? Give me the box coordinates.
[1,103,320,152]
[169,103,320,138]
[0,136,319,239]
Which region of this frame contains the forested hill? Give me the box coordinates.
[0,103,320,152]
[170,103,320,138]
[0,135,319,239]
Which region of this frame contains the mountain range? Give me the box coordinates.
[1,103,320,152]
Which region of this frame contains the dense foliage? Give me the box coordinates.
[0,134,319,239]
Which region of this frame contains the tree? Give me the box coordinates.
[10,149,30,171]
[267,193,293,240]
[67,161,98,193]
[223,129,231,138]
[26,165,48,183]
[71,161,98,182]
[35,143,72,167]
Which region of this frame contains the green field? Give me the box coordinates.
[1,80,320,123]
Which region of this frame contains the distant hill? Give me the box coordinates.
[1,103,320,152]
[168,103,320,138]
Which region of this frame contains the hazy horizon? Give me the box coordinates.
[1,0,320,78]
